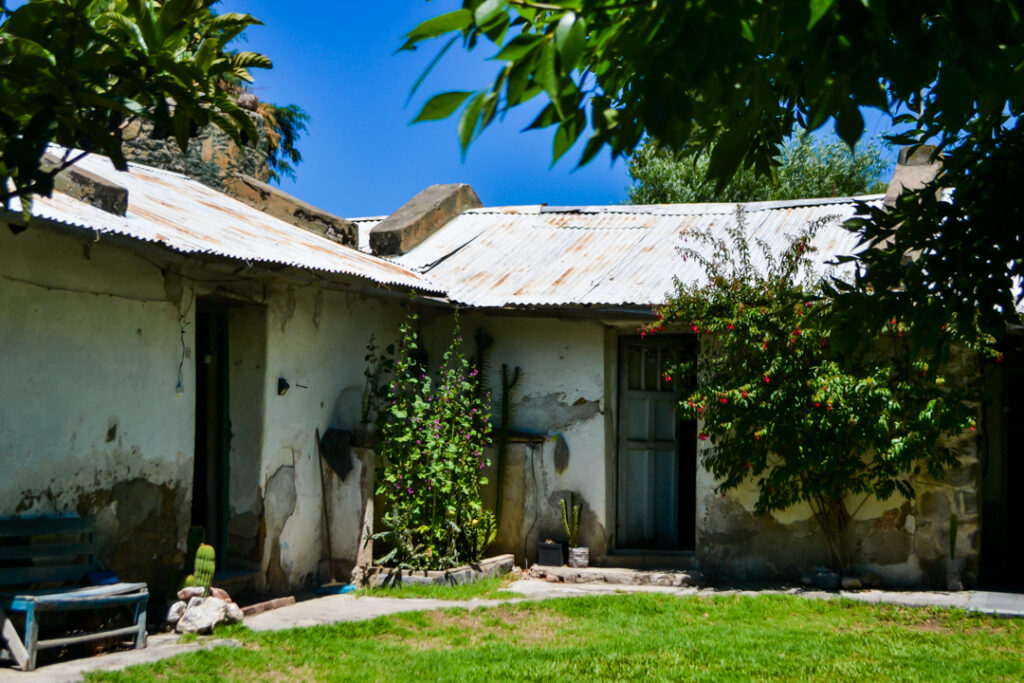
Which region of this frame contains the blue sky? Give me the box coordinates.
[220,1,897,218]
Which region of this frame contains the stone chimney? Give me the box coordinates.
[41,153,128,216]
[224,174,357,248]
[369,184,481,256]
[121,105,271,193]
[884,145,942,208]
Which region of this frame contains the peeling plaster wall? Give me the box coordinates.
[0,227,195,597]
[694,345,983,588]
[422,314,611,565]
[257,287,404,590]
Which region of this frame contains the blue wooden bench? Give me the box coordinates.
[0,516,148,671]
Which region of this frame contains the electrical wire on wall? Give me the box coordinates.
[175,291,194,396]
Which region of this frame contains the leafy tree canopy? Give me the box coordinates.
[651,211,978,570]
[404,1,1024,346]
[628,134,889,205]
[0,0,271,210]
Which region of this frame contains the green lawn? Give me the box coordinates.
[88,594,1023,682]
[354,575,518,600]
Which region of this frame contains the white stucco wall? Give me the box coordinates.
[421,313,612,562]
[0,226,196,591]
[257,286,406,590]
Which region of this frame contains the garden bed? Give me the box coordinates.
[361,554,515,588]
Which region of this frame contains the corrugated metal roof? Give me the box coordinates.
[390,197,882,307]
[10,150,438,293]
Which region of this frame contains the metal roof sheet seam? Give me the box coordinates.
[11,148,441,294]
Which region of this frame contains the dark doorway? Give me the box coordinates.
[193,301,230,567]
[616,335,697,550]
[981,339,1024,591]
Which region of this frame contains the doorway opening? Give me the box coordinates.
[192,300,230,568]
[980,338,1024,591]
[616,335,697,551]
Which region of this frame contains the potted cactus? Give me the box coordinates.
[561,493,588,568]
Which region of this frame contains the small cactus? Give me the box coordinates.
[560,493,581,548]
[193,543,216,596]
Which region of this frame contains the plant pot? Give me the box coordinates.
[353,422,378,448]
[568,546,589,568]
[944,557,965,591]
[537,541,564,567]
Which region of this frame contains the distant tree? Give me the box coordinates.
[0,0,271,210]
[627,135,889,205]
[258,102,309,184]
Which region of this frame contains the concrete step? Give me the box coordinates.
[529,564,703,587]
[593,551,698,571]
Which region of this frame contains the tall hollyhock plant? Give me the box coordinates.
[652,209,978,572]
[373,312,494,570]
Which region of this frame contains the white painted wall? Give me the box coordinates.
[421,313,612,561]
[0,226,195,590]
[257,286,407,589]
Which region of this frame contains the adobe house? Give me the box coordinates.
[356,149,1018,590]
[3,142,1018,598]
[0,150,435,600]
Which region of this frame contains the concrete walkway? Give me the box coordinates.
[3,580,1022,681]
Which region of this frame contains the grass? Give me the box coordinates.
[354,575,518,600]
[86,593,1024,682]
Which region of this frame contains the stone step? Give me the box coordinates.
[593,551,699,571]
[529,565,703,587]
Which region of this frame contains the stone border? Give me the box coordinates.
[529,564,703,587]
[362,554,515,588]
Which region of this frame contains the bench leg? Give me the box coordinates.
[23,605,38,671]
[133,600,147,650]
[0,606,30,671]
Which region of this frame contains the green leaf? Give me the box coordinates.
[492,33,544,62]
[473,0,503,26]
[458,92,485,151]
[808,0,836,28]
[231,51,273,71]
[413,91,473,122]
[555,12,585,73]
[707,126,749,190]
[404,9,472,47]
[533,39,561,115]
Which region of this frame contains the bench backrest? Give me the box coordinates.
[0,516,100,588]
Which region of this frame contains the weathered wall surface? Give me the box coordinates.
[0,227,195,598]
[422,313,611,566]
[695,348,982,588]
[256,287,405,590]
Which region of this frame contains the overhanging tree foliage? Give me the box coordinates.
[0,0,271,210]
[652,211,978,570]
[628,134,889,204]
[403,1,1024,345]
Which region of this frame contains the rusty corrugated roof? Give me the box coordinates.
[390,197,882,307]
[11,150,438,293]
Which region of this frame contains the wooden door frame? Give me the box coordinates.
[614,333,695,551]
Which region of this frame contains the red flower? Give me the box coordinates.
[699,433,708,441]
[741,391,748,398]
[764,376,771,383]
[815,402,820,408]
[792,329,802,336]
[719,397,728,404]
[727,323,734,330]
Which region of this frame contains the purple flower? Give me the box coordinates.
[407,487,413,494]
[398,474,402,480]
[478,462,485,470]
[415,440,421,445]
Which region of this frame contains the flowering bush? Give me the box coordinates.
[373,313,494,570]
[652,209,978,571]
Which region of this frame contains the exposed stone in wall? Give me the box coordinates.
[122,111,270,192]
[263,464,297,594]
[514,393,602,433]
[77,477,188,603]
